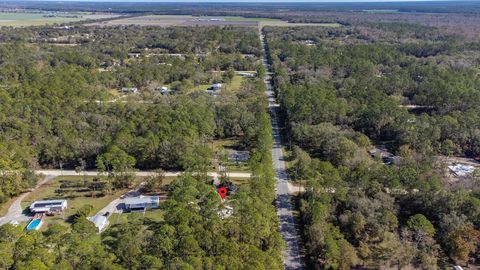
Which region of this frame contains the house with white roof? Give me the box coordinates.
[206,83,222,94]
[124,196,160,212]
[448,164,475,177]
[121,87,138,94]
[87,215,109,233]
[29,200,67,214]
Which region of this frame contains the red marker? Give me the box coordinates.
[217,187,228,200]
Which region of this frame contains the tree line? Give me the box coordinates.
[264,23,480,269]
[0,62,284,269]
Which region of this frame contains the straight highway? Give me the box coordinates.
[259,29,304,270]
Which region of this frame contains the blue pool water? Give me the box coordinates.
[26,219,42,231]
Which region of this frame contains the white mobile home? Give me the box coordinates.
[124,196,160,212]
[121,87,138,94]
[29,200,67,214]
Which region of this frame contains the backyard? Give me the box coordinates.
[21,175,145,228]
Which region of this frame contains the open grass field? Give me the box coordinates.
[190,74,247,93]
[0,12,118,27]
[259,21,342,27]
[88,15,257,27]
[88,15,341,28]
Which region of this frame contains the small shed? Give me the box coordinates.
[87,215,109,233]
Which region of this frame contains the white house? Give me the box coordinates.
[229,151,250,162]
[218,205,233,219]
[237,72,256,78]
[160,86,174,95]
[448,164,475,177]
[124,196,160,212]
[87,215,109,233]
[205,83,223,94]
[29,200,67,214]
[121,87,138,94]
[210,83,222,90]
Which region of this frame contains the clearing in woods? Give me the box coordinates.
[87,15,342,27]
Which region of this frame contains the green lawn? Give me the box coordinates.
[190,75,246,93]
[212,138,251,173]
[191,83,213,92]
[21,175,144,227]
[109,208,164,227]
[227,75,245,92]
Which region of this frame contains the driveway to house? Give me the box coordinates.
[94,182,147,217]
[0,175,56,226]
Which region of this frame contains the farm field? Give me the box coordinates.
[259,21,342,27]
[0,12,119,26]
[88,15,258,27]
[87,14,341,27]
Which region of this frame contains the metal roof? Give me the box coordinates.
[124,196,159,206]
[87,215,108,232]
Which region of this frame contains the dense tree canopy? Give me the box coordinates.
[265,22,480,269]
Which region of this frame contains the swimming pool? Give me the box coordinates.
[26,218,42,231]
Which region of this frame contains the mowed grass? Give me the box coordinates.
[21,175,144,226]
[88,14,341,28]
[259,21,342,27]
[190,75,246,93]
[94,15,269,25]
[227,75,244,92]
[20,174,177,231]
[200,16,280,22]
[109,208,164,226]
[89,15,194,27]
[212,138,251,173]
[0,12,118,27]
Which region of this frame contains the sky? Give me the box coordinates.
[19,0,457,2]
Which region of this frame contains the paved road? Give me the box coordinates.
[259,29,304,270]
[35,170,251,178]
[0,175,55,226]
